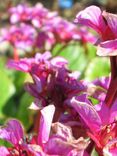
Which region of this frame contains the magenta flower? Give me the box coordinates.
[9,4,32,24]
[31,3,49,28]
[44,17,81,43]
[44,122,89,156]
[8,52,85,114]
[1,3,97,56]
[0,120,36,155]
[0,147,9,156]
[70,95,117,155]
[75,5,117,108]
[35,31,55,50]
[1,24,36,51]
[0,105,89,156]
[7,52,87,138]
[37,105,89,156]
[74,27,97,44]
[0,105,55,155]
[75,5,117,56]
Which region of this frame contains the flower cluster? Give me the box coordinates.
[0,3,96,59]
[7,49,115,155]
[1,4,117,156]
[74,5,117,107]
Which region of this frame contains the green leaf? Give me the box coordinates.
[53,43,88,72]
[13,71,26,92]
[0,139,13,148]
[91,148,99,156]
[85,57,110,81]
[0,70,15,117]
[86,43,96,60]
[17,93,34,130]
[88,97,99,105]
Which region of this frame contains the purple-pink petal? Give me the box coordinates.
[74,5,106,34]
[70,97,102,132]
[0,147,9,156]
[97,39,117,56]
[103,11,117,37]
[0,119,24,145]
[38,105,55,145]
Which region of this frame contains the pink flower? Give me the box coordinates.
[9,4,32,24]
[0,105,55,155]
[31,3,49,28]
[70,95,117,155]
[8,52,85,122]
[35,31,55,50]
[75,5,117,56]
[1,24,36,51]
[75,5,117,108]
[0,147,9,156]
[7,52,87,142]
[0,120,36,155]
[37,105,89,156]
[0,105,89,156]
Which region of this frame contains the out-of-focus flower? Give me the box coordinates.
[0,3,97,57]
[0,24,36,51]
[9,4,33,24]
[76,27,97,44]
[0,147,9,156]
[44,17,96,44]
[70,95,117,155]
[35,31,55,50]
[31,3,50,28]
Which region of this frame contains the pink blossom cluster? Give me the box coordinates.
[6,49,116,156]
[1,5,117,156]
[0,3,96,58]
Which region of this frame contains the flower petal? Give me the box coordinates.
[103,11,117,37]
[38,105,55,144]
[70,97,102,132]
[75,5,106,34]
[97,39,117,56]
[0,147,9,156]
[0,119,24,145]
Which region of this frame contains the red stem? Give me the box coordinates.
[105,56,117,107]
[14,48,19,61]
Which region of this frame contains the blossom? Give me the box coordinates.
[35,31,55,50]
[8,52,85,112]
[1,3,98,56]
[9,4,32,24]
[38,105,89,156]
[0,119,35,155]
[0,105,89,156]
[75,5,117,56]
[0,105,55,155]
[0,147,9,156]
[0,24,36,51]
[31,3,50,28]
[75,5,117,107]
[8,52,87,139]
[70,95,117,155]
[45,122,89,156]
